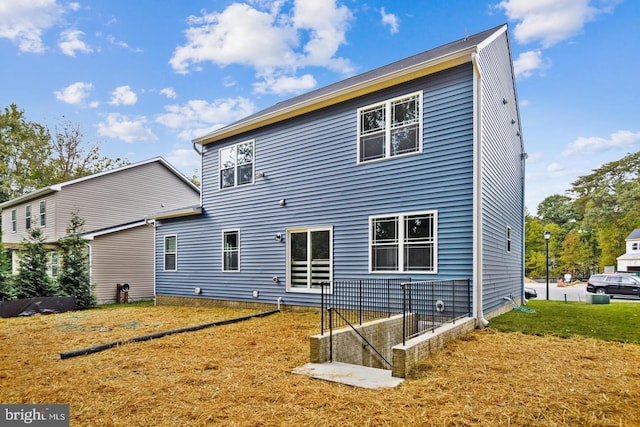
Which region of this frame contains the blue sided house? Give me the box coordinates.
[153,24,526,326]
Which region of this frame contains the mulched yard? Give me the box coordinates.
[1,304,639,426]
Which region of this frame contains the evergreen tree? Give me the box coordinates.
[0,232,15,300]
[14,228,59,298]
[58,212,95,309]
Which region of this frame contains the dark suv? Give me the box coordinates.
[586,274,640,298]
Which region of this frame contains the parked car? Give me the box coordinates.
[524,287,537,299]
[586,274,640,298]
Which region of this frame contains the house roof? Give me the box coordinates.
[626,229,640,240]
[194,24,508,146]
[145,204,202,221]
[0,157,199,210]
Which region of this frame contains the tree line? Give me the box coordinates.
[0,103,130,307]
[0,103,129,203]
[525,151,640,279]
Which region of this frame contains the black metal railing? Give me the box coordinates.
[401,279,472,345]
[320,278,472,344]
[320,279,408,335]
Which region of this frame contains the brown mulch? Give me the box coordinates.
[1,305,639,426]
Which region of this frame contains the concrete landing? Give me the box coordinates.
[292,362,404,389]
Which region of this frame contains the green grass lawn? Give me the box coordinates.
[490,299,640,343]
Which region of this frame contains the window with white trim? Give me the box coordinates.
[39,201,46,227]
[370,211,437,273]
[506,226,512,253]
[164,235,177,271]
[633,243,639,251]
[50,252,59,276]
[287,227,332,292]
[222,230,240,272]
[25,205,32,230]
[11,209,16,232]
[219,140,254,189]
[358,91,422,163]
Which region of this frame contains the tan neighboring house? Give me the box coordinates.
[617,229,640,272]
[0,157,201,303]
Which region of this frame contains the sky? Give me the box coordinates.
[1,0,638,214]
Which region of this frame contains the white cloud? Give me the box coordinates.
[513,49,551,78]
[97,113,158,143]
[562,130,640,157]
[291,0,353,71]
[160,87,177,99]
[380,7,399,34]
[53,81,93,104]
[108,85,137,106]
[58,29,92,56]
[496,0,621,48]
[170,0,354,94]
[165,147,201,177]
[105,34,143,52]
[253,73,316,95]
[156,97,257,141]
[0,0,64,53]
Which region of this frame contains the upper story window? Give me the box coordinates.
[633,242,639,251]
[164,235,177,271]
[358,91,422,163]
[11,210,16,232]
[25,205,32,230]
[506,226,512,253]
[222,230,240,272]
[220,140,254,189]
[369,211,437,273]
[39,201,46,227]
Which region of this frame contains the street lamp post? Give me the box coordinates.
[544,230,551,300]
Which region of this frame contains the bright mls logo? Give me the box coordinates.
[1,404,69,426]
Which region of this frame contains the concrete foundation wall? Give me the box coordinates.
[310,314,405,369]
[391,317,476,378]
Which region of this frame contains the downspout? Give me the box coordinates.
[145,218,157,305]
[192,141,202,156]
[471,51,489,328]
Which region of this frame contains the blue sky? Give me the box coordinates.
[1,0,638,214]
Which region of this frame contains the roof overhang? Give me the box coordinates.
[145,205,202,221]
[0,187,58,210]
[82,220,148,240]
[194,47,477,146]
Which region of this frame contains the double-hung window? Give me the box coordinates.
[164,235,177,271]
[219,140,254,189]
[358,91,422,163]
[25,205,32,230]
[39,201,46,227]
[11,210,16,232]
[222,230,240,272]
[370,211,437,273]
